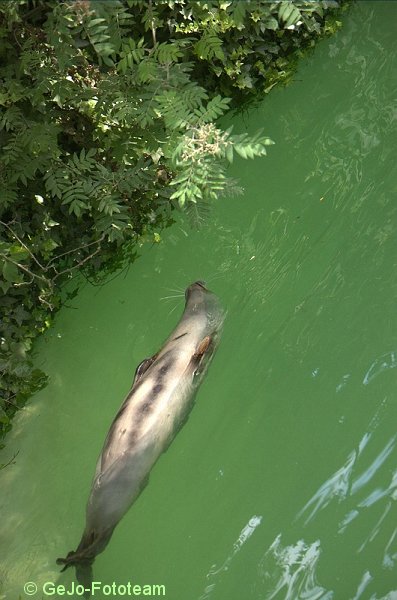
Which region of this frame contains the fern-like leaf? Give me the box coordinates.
[231,131,275,160]
[156,91,193,130]
[195,96,231,123]
[137,58,158,83]
[118,38,145,73]
[0,107,24,131]
[156,42,184,64]
[98,195,122,216]
[69,148,97,174]
[61,184,90,217]
[195,33,224,61]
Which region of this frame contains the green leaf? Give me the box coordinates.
[196,95,231,123]
[9,245,29,261]
[68,199,88,217]
[0,280,11,294]
[42,239,59,253]
[263,17,279,31]
[195,33,224,61]
[98,196,122,216]
[156,42,183,64]
[86,18,107,28]
[278,2,294,23]
[285,6,301,28]
[137,58,158,83]
[2,259,19,282]
[232,2,247,28]
[235,147,247,159]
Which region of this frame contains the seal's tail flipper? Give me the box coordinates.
[57,528,114,596]
[76,562,93,598]
[56,550,78,572]
[56,551,93,598]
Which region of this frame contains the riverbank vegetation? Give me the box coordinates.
[0,0,349,447]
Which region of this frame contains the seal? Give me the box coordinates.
[57,281,224,590]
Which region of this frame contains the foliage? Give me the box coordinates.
[0,0,349,445]
[140,0,348,100]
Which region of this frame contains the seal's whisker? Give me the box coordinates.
[167,303,180,317]
[206,273,223,285]
[160,294,184,301]
[164,286,185,295]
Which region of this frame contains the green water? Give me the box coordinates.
[1,3,397,599]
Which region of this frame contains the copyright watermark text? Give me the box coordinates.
[23,581,166,597]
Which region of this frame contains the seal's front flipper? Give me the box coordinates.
[131,353,159,387]
[195,336,211,357]
[191,336,212,377]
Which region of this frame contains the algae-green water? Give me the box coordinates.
[1,3,397,599]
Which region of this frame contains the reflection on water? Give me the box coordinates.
[298,416,397,533]
[352,436,395,496]
[370,593,397,600]
[298,450,356,525]
[212,208,303,314]
[199,516,262,600]
[296,398,397,597]
[297,431,396,529]
[305,4,396,212]
[363,351,397,386]
[351,571,373,600]
[382,528,397,570]
[259,535,332,600]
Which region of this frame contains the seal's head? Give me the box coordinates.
[185,280,207,300]
[184,280,224,334]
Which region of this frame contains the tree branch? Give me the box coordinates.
[0,451,20,471]
[0,220,46,271]
[0,253,50,285]
[148,0,157,46]
[46,234,105,270]
[52,235,105,281]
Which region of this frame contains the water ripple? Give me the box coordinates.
[363,351,397,385]
[259,535,333,600]
[382,527,397,570]
[198,515,263,600]
[369,592,397,600]
[351,570,373,600]
[297,451,356,525]
[351,436,395,495]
